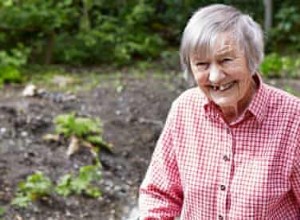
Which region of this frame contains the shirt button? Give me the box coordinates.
[220,185,226,191]
[218,215,224,220]
[223,155,230,161]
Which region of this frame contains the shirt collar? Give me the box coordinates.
[203,73,269,124]
[246,73,269,124]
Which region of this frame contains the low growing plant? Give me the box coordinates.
[12,165,102,208]
[11,171,53,208]
[53,113,111,157]
[55,164,102,198]
[55,113,100,139]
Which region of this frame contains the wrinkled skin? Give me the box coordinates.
[190,33,257,122]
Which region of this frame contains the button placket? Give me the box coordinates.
[217,125,233,220]
[217,154,231,217]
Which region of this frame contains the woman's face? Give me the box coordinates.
[190,33,255,112]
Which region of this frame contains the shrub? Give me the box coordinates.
[260,53,300,78]
[0,45,30,85]
[269,6,300,52]
[260,53,283,78]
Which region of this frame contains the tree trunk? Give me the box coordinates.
[264,0,273,31]
[44,30,55,65]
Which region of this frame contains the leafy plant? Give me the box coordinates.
[55,113,100,139]
[0,45,30,86]
[11,171,53,208]
[55,165,101,198]
[0,66,22,85]
[53,113,111,157]
[0,46,30,68]
[12,165,102,208]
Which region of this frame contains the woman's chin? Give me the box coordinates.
[211,97,236,108]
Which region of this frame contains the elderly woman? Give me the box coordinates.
[139,4,300,220]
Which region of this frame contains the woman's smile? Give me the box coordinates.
[209,81,236,91]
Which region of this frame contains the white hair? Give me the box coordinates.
[180,4,264,76]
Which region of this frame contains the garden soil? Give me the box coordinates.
[0,71,298,220]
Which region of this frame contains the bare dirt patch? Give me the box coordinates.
[0,71,186,220]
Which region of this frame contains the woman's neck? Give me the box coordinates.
[221,78,257,123]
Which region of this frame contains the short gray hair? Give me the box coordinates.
[180,4,264,75]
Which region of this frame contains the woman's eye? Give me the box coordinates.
[222,58,232,63]
[196,62,209,70]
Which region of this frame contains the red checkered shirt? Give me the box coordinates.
[139,76,300,219]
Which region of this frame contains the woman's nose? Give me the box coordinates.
[208,65,225,84]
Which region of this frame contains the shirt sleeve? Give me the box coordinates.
[139,103,183,219]
[291,129,300,204]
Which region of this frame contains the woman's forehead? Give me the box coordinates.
[191,33,241,59]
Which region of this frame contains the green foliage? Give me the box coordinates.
[261,53,300,78]
[54,113,111,151]
[1,0,166,65]
[54,113,102,139]
[11,171,53,208]
[12,165,102,208]
[0,66,22,85]
[270,5,300,51]
[0,207,5,216]
[0,0,77,64]
[54,1,164,65]
[55,165,101,198]
[2,0,299,67]
[0,0,75,31]
[0,45,30,67]
[0,45,30,85]
[260,53,283,78]
[54,174,73,197]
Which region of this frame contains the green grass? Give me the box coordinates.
[283,85,300,96]
[22,64,174,93]
[22,65,100,93]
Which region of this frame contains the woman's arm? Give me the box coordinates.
[291,134,300,204]
[139,104,183,219]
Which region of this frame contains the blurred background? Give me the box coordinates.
[0,0,299,77]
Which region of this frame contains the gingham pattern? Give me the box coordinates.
[139,75,300,220]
